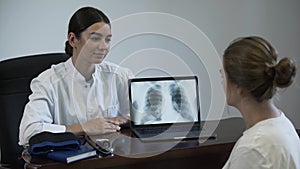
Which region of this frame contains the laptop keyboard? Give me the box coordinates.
[137,125,201,135]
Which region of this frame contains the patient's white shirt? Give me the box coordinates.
[222,113,300,169]
[19,58,133,146]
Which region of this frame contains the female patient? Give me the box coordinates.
[221,36,300,168]
[19,7,133,146]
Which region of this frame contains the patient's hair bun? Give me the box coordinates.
[274,57,296,88]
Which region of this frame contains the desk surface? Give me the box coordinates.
[25,117,246,169]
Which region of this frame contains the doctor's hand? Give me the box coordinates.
[107,115,131,129]
[66,117,121,136]
[82,118,121,135]
[107,115,130,125]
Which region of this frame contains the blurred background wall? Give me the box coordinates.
[0,0,299,127]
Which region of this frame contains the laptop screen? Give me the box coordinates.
[129,76,200,126]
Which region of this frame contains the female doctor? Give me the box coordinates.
[19,6,133,146]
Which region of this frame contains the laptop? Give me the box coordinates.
[128,76,215,141]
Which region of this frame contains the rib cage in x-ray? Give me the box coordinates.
[140,84,164,124]
[169,82,194,121]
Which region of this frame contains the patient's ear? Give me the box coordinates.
[237,86,250,98]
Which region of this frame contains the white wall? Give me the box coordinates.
[1,0,299,127]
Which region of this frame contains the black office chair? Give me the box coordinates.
[0,53,69,167]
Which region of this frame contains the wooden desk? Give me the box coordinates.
[25,117,246,169]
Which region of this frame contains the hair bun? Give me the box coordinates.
[274,57,296,88]
[64,40,73,57]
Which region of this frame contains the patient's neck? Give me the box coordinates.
[236,98,280,128]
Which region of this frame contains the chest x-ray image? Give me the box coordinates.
[169,82,194,121]
[141,84,164,124]
[130,79,198,125]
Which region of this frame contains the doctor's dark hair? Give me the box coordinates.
[65,7,111,56]
[223,36,296,102]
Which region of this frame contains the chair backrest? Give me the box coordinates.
[0,53,69,166]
